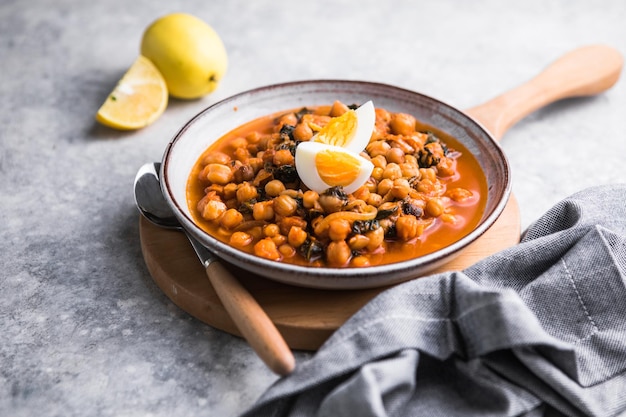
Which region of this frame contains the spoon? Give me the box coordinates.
[134,162,296,376]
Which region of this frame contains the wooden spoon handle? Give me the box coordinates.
[465,44,623,140]
[206,261,295,376]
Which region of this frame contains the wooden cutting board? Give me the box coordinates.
[139,195,520,351]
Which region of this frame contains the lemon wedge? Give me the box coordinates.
[96,55,168,130]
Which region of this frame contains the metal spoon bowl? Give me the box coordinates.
[134,163,180,229]
[133,162,295,376]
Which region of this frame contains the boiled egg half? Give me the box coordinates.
[295,101,375,194]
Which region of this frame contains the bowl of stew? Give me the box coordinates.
[160,80,511,289]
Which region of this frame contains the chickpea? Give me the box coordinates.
[202,200,227,221]
[263,223,280,237]
[265,179,286,197]
[254,237,281,261]
[329,100,349,117]
[279,244,296,258]
[281,189,301,199]
[366,140,391,158]
[202,163,233,185]
[382,163,402,181]
[371,166,384,182]
[391,178,411,199]
[202,151,231,165]
[318,194,345,214]
[274,194,298,217]
[367,193,383,207]
[441,213,456,224]
[277,113,298,130]
[204,184,224,197]
[386,147,405,164]
[229,231,253,248]
[396,215,420,241]
[273,149,295,166]
[417,179,435,194]
[348,234,370,251]
[425,198,444,217]
[223,183,238,200]
[411,132,428,148]
[302,190,319,209]
[425,142,445,160]
[377,178,393,196]
[351,256,370,267]
[293,122,313,141]
[419,168,437,182]
[287,226,308,248]
[326,241,351,266]
[372,125,388,140]
[364,178,378,193]
[252,201,274,221]
[220,209,244,229]
[279,216,307,236]
[371,155,387,169]
[393,137,415,154]
[228,137,248,151]
[400,162,420,178]
[261,148,276,164]
[236,182,259,203]
[352,186,370,202]
[246,144,259,156]
[246,131,262,144]
[233,164,254,183]
[446,187,473,202]
[328,219,351,241]
[375,107,392,124]
[234,146,250,163]
[405,154,419,166]
[248,157,264,173]
[390,113,416,136]
[437,157,456,177]
[229,159,243,173]
[302,113,330,129]
[272,234,287,246]
[365,227,385,251]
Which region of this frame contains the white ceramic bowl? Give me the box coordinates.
[160,80,511,289]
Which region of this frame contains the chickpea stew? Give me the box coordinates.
[187,101,487,268]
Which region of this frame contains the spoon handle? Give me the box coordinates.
[205,260,296,376]
[466,44,623,140]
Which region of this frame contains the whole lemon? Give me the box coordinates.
[140,13,228,99]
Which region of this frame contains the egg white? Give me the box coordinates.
[295,141,374,194]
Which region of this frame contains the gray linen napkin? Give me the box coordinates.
[240,184,626,417]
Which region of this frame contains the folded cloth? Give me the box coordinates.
[240,184,626,417]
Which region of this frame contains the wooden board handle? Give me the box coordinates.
[206,261,296,376]
[466,44,623,140]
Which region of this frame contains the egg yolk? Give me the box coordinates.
[315,149,361,187]
[314,109,357,147]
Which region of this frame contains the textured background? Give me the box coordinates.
[1,0,625,416]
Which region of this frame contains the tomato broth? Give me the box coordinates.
[187,102,487,268]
